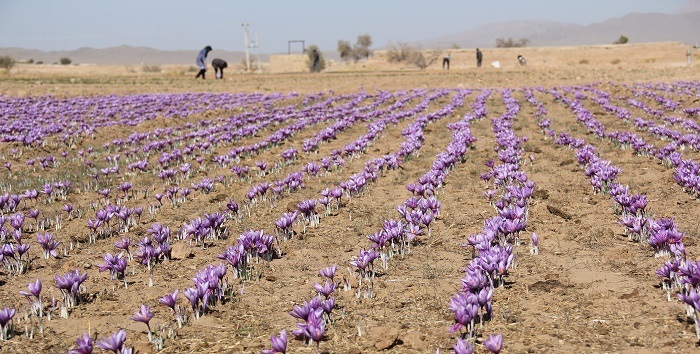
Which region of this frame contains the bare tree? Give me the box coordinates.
[352,34,373,62]
[386,42,438,69]
[495,37,529,48]
[337,34,373,62]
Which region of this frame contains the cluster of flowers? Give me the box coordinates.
[179,212,227,246]
[536,84,700,341]
[85,204,143,242]
[1,92,283,146]
[217,229,277,280]
[571,86,700,198]
[450,90,528,353]
[183,264,229,320]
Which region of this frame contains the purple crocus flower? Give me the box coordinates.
[530,233,539,255]
[69,333,94,354]
[159,289,178,309]
[158,289,185,328]
[19,278,42,299]
[37,232,60,259]
[19,278,43,316]
[313,280,336,299]
[227,199,239,214]
[55,269,88,309]
[96,329,127,353]
[306,311,326,344]
[0,307,16,340]
[453,337,474,354]
[261,329,287,354]
[129,305,155,336]
[484,333,503,354]
[318,264,337,280]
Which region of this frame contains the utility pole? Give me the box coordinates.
[242,22,250,71]
[255,33,261,73]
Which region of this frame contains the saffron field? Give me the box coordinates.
[2,68,700,353]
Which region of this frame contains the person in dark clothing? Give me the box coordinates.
[517,54,527,66]
[195,45,212,79]
[443,53,451,70]
[311,49,320,73]
[476,48,483,68]
[212,58,228,79]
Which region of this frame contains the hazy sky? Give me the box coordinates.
[0,0,696,53]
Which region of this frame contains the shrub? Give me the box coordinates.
[386,43,415,63]
[579,59,589,65]
[0,55,16,71]
[36,61,43,65]
[611,58,621,65]
[59,57,72,65]
[496,37,529,48]
[337,40,352,61]
[27,59,34,64]
[613,35,629,45]
[386,43,439,69]
[141,64,162,73]
[306,44,325,72]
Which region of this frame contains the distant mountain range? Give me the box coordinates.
[417,11,700,49]
[2,11,699,65]
[0,45,262,66]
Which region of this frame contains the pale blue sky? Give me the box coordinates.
[0,0,695,53]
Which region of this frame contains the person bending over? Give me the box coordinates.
[212,58,227,79]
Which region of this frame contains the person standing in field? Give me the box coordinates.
[311,49,320,73]
[476,48,483,68]
[212,58,228,79]
[195,45,212,79]
[443,53,451,70]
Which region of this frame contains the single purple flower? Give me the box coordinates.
[261,329,287,354]
[69,333,94,354]
[19,278,42,299]
[318,264,337,280]
[314,280,336,298]
[96,329,127,353]
[484,333,503,354]
[453,337,474,354]
[129,304,154,335]
[159,289,179,309]
[0,307,16,340]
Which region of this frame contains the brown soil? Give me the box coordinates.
[1,42,700,354]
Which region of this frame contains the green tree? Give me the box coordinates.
[0,55,16,72]
[59,57,72,65]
